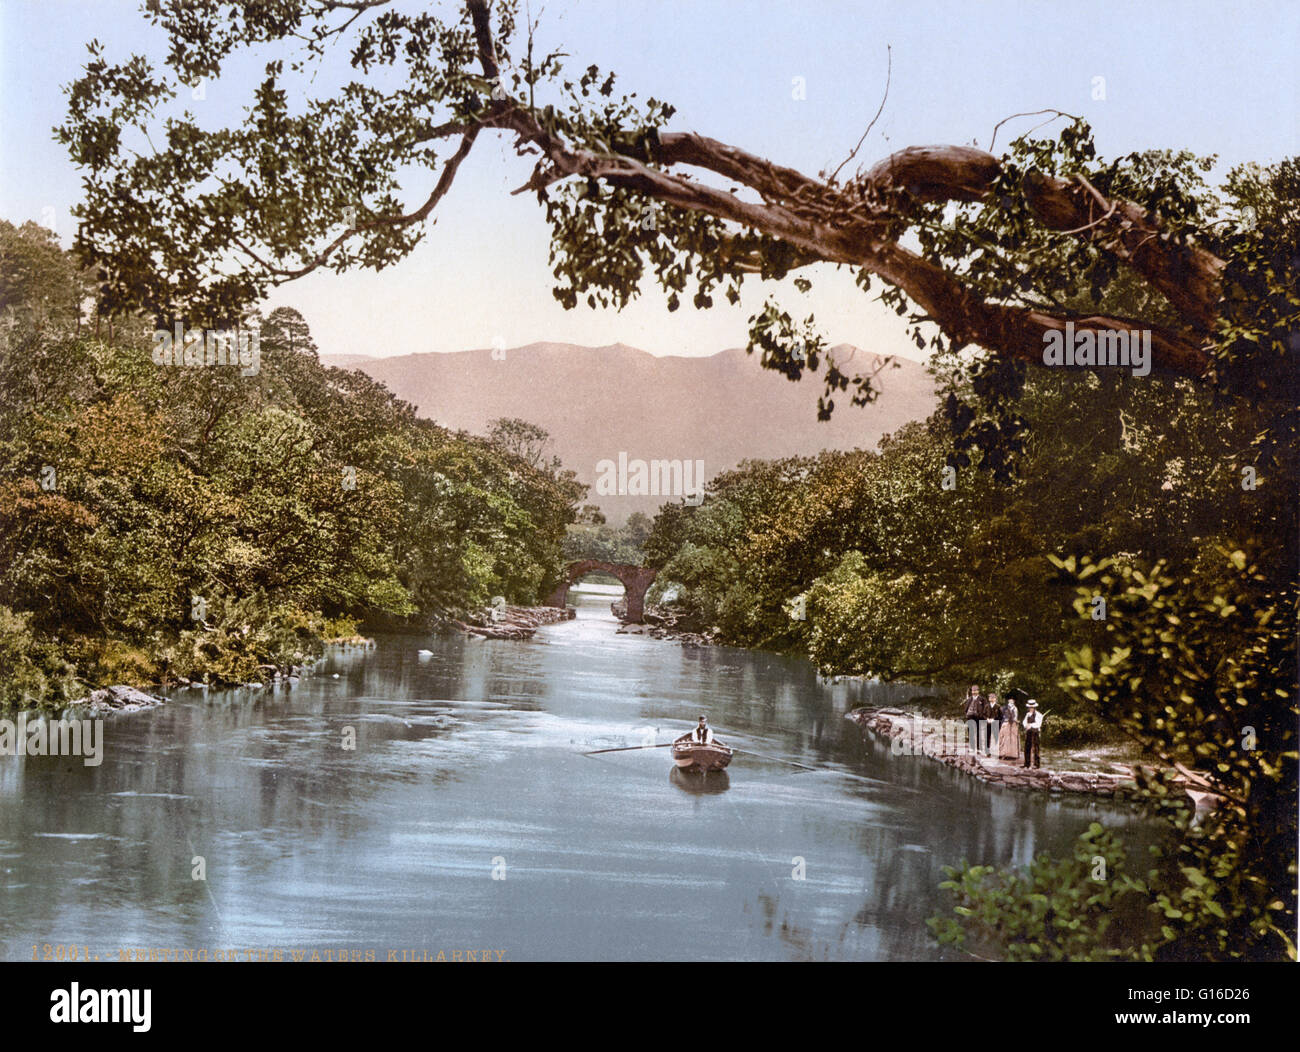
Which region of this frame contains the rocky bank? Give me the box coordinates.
[452,604,576,640]
[848,706,1149,800]
[612,602,718,647]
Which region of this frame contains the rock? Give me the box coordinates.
[80,685,166,715]
[452,605,575,641]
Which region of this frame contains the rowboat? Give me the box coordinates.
[672,736,733,771]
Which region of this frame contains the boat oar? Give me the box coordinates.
[582,742,678,756]
[582,741,820,772]
[731,748,819,772]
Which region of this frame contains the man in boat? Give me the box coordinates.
[689,714,715,745]
[673,714,731,773]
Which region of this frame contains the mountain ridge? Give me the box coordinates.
[323,341,937,521]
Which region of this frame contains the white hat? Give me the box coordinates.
[1026,699,1039,708]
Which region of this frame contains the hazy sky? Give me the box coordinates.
[2,0,1296,362]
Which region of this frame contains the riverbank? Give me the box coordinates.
[849,707,1235,814]
[848,706,1160,802]
[613,602,717,646]
[0,632,376,719]
[450,604,575,640]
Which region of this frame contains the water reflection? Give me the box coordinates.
[669,768,731,795]
[0,590,1160,961]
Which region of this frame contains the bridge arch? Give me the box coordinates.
[546,560,658,623]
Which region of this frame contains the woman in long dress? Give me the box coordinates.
[998,698,1020,759]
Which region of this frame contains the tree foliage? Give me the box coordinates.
[0,232,583,705]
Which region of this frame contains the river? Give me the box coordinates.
[0,587,1157,961]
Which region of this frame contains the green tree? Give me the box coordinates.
[0,219,86,329]
[0,246,584,699]
[486,417,554,470]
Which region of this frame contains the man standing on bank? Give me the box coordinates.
[985,691,1002,757]
[1023,700,1045,769]
[962,685,986,756]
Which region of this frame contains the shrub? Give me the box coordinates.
[0,605,81,710]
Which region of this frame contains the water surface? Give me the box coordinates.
[0,588,1156,961]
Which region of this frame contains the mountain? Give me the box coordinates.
[322,342,937,521]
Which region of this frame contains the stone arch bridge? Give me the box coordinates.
[546,561,658,622]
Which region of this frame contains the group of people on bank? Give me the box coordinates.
[961,685,1044,768]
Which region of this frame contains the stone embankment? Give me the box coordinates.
[848,707,1144,799]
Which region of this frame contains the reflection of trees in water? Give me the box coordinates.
[842,738,1166,959]
[838,678,929,713]
[844,841,951,961]
[3,641,554,942]
[676,646,848,764]
[747,890,859,962]
[738,828,950,961]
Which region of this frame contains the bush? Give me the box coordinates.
[928,823,1157,961]
[0,606,81,710]
[321,615,362,642]
[165,595,327,684]
[1046,710,1122,747]
[82,637,161,687]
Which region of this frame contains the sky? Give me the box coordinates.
[1,0,1297,363]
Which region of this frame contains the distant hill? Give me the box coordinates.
[323,342,937,521]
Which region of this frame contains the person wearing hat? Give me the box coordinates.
[961,684,987,755]
[1022,700,1045,768]
[689,714,715,745]
[984,691,1002,756]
